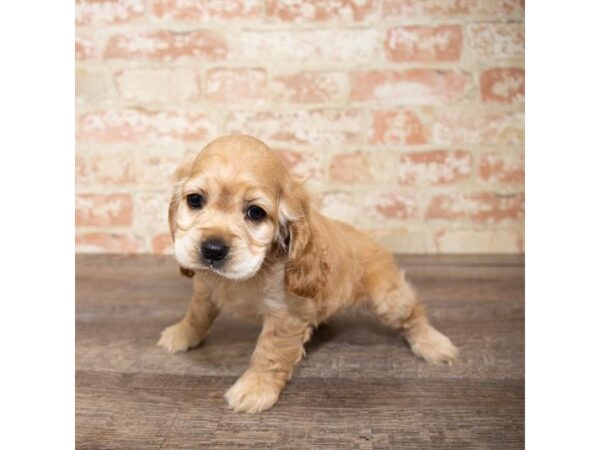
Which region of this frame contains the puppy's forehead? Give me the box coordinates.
[190,136,288,186]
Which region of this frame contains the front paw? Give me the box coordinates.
[157,321,202,354]
[224,370,282,414]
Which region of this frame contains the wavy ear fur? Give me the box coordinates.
[169,153,195,278]
[281,182,330,298]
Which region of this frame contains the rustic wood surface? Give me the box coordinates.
[76,254,524,449]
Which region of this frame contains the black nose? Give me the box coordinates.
[201,238,229,264]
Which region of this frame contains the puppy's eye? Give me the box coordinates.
[186,193,205,209]
[246,205,266,222]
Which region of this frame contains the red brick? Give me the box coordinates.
[432,110,524,145]
[104,30,228,61]
[481,68,524,103]
[226,109,362,146]
[76,232,144,253]
[351,69,471,104]
[330,152,373,183]
[478,152,524,184]
[372,193,420,220]
[76,194,133,227]
[277,150,325,181]
[115,68,200,103]
[426,192,524,223]
[76,0,145,26]
[369,110,427,145]
[205,68,267,103]
[398,150,472,185]
[76,33,97,60]
[152,234,173,255]
[466,23,524,61]
[272,72,348,104]
[385,25,462,63]
[151,0,261,21]
[78,109,217,143]
[383,0,523,18]
[266,0,377,22]
[239,29,381,63]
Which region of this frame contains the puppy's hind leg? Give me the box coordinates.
[367,270,458,364]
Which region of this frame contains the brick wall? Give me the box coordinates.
[75,0,525,254]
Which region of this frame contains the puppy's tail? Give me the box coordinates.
[402,303,458,365]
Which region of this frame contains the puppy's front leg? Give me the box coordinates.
[157,283,219,354]
[225,312,311,413]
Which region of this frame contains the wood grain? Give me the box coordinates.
[76,254,524,449]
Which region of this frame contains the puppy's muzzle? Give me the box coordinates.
[200,238,229,267]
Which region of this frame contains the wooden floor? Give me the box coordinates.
[76,254,524,449]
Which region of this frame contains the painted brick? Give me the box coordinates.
[133,191,171,233]
[478,152,524,184]
[151,0,261,22]
[466,23,524,61]
[238,29,381,63]
[426,192,524,223]
[330,151,373,183]
[78,109,217,143]
[104,30,229,61]
[76,0,145,26]
[76,33,98,60]
[152,234,173,255]
[369,110,427,145]
[435,229,523,253]
[277,150,326,181]
[115,68,200,103]
[398,150,472,185]
[226,109,362,146]
[386,25,462,63]
[383,0,523,18]
[369,228,436,254]
[76,149,181,188]
[351,69,471,104]
[205,68,267,103]
[76,68,112,104]
[371,192,420,220]
[317,191,363,224]
[266,0,378,23]
[481,68,524,103]
[432,110,524,145]
[76,194,133,227]
[272,72,348,104]
[76,232,145,253]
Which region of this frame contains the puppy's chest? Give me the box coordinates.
[212,262,288,318]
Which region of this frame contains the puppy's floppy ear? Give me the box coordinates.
[169,153,195,278]
[280,181,329,298]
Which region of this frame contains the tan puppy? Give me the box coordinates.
[158,135,457,413]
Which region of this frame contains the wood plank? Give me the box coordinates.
[76,371,523,449]
[76,254,524,449]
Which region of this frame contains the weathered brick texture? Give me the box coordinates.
[76,0,524,254]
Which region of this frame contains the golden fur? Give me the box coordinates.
[158,135,458,413]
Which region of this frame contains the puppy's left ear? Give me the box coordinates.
[280,182,330,298]
[169,153,196,278]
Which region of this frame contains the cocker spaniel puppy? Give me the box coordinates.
[158,135,457,413]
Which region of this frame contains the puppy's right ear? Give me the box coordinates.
[168,153,196,278]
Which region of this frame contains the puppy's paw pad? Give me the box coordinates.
[225,371,281,414]
[410,327,458,365]
[157,323,200,354]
